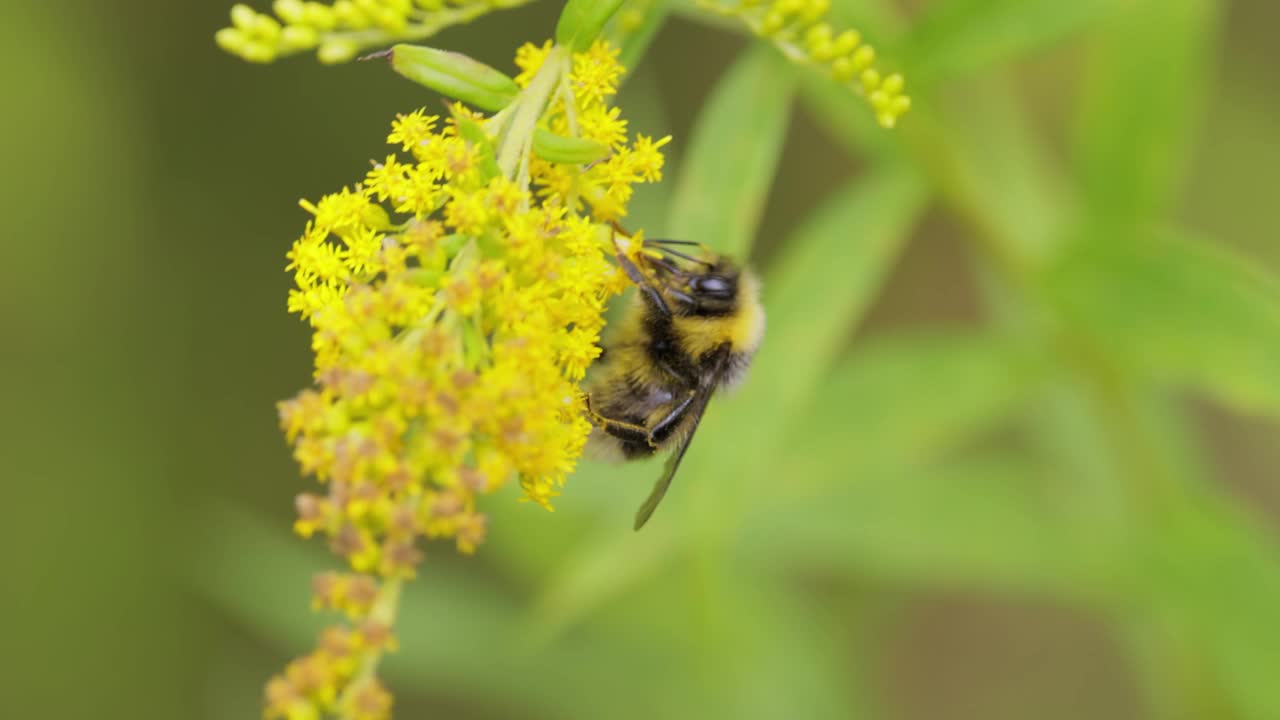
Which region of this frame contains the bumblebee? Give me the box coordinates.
[585,237,765,529]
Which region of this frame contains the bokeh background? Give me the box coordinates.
[7,0,1280,718]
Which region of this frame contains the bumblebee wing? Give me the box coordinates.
[633,387,711,530]
[633,352,729,530]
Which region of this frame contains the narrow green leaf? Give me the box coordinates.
[682,164,928,513]
[742,335,1078,593]
[527,523,674,643]
[667,44,795,257]
[802,75,1067,267]
[1123,492,1280,720]
[782,331,1039,490]
[688,570,868,719]
[1074,0,1220,229]
[556,0,628,52]
[939,79,1071,263]
[1045,230,1280,417]
[744,455,1102,596]
[901,0,1115,86]
[735,165,928,421]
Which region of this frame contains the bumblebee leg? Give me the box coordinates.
[586,395,652,445]
[647,389,698,447]
[614,251,672,318]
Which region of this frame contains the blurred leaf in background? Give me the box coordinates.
[11,0,1280,719]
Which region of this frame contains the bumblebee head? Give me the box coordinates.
[645,240,743,317]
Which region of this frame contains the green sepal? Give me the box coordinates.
[475,228,506,259]
[439,233,470,259]
[555,0,627,52]
[460,318,488,367]
[402,268,444,287]
[373,44,519,112]
[532,128,611,164]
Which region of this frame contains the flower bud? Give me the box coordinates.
[379,44,519,112]
[318,39,358,64]
[533,128,611,164]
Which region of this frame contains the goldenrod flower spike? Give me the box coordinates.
[700,0,911,127]
[216,0,538,65]
[264,39,666,720]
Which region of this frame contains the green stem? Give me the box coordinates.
[900,113,1176,514]
[497,47,569,180]
[558,78,583,210]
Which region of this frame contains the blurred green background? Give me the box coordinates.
[7,0,1280,718]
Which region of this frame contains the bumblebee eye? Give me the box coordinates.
[692,275,734,299]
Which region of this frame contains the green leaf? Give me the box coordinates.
[1044,230,1280,417]
[937,79,1070,264]
[734,165,928,423]
[556,0,628,52]
[742,335,1077,592]
[377,44,519,112]
[1074,0,1220,229]
[682,568,869,719]
[527,520,675,643]
[744,455,1102,596]
[680,164,928,517]
[803,75,1066,268]
[667,44,795,257]
[1122,492,1280,720]
[782,331,1039,488]
[900,0,1116,86]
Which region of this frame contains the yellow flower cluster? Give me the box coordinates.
[517,41,672,221]
[216,0,535,64]
[265,40,665,720]
[701,0,911,127]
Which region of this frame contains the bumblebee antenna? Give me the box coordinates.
[654,246,715,268]
[648,238,701,247]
